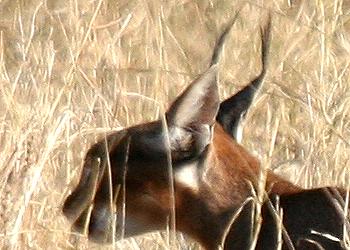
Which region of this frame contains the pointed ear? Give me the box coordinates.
[165,65,219,159]
[166,64,219,128]
[216,81,260,142]
[216,16,272,142]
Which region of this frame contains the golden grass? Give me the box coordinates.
[0,0,349,249]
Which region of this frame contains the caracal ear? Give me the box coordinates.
[216,15,272,142]
[165,65,219,157]
[166,64,219,128]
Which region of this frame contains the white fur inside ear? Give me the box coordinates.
[235,122,243,144]
[167,65,218,128]
[174,162,199,191]
[168,126,192,151]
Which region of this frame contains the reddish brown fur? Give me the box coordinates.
[170,124,303,249]
[63,16,349,250]
[63,119,348,249]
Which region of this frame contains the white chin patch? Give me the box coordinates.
[174,162,199,191]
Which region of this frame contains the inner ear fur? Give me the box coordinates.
[165,65,219,157]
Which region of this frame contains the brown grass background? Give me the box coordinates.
[0,0,349,249]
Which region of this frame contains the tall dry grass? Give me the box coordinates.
[0,0,349,249]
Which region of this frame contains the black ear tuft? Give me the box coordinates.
[216,15,272,141]
[210,10,240,66]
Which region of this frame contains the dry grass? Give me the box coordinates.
[0,0,349,249]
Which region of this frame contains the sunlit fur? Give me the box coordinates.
[63,14,349,250]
